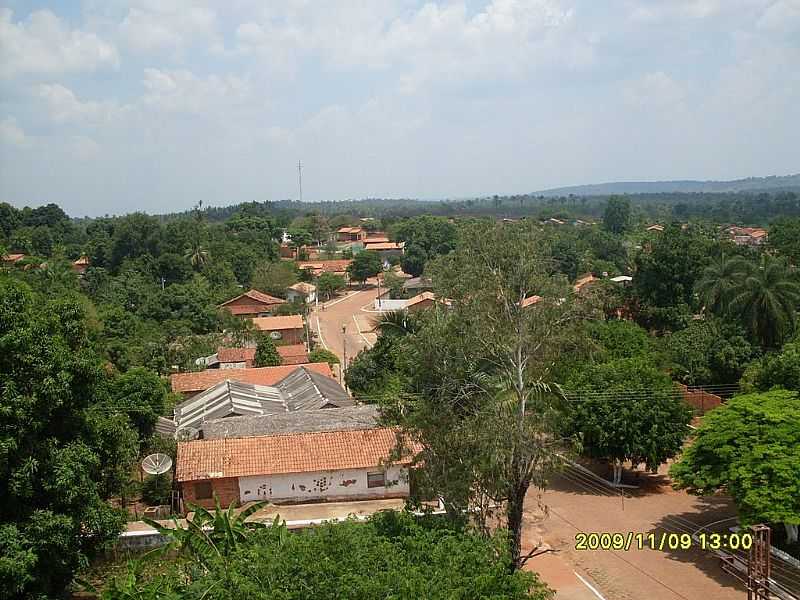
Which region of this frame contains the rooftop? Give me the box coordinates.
[201,405,380,439]
[252,314,304,331]
[220,289,286,308]
[170,363,332,394]
[216,347,256,363]
[288,282,316,294]
[176,427,412,482]
[363,241,404,251]
[276,344,309,365]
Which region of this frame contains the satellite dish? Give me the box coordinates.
[176,426,200,441]
[142,453,173,475]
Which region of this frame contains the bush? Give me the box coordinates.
[254,335,281,367]
[308,348,340,365]
[141,473,172,506]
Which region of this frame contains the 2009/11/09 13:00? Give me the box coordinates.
[575,531,753,552]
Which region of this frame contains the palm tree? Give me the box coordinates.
[184,240,208,270]
[727,256,800,348]
[374,309,417,337]
[695,253,752,315]
[144,498,274,569]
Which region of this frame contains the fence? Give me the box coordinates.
[676,383,723,415]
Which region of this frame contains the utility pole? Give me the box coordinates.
[298,160,303,202]
[747,525,771,600]
[341,323,347,385]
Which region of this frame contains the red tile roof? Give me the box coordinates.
[405,291,436,308]
[364,241,404,251]
[216,347,256,363]
[176,427,415,481]
[337,227,363,234]
[170,363,332,393]
[297,260,352,274]
[252,315,304,331]
[519,295,543,308]
[276,344,309,365]
[2,253,25,263]
[219,289,286,314]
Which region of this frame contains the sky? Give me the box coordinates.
[0,0,798,217]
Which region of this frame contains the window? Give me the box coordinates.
[367,471,386,488]
[195,481,213,500]
[270,331,282,340]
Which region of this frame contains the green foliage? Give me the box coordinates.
[566,357,692,471]
[308,348,339,365]
[670,390,800,527]
[740,339,800,393]
[587,320,652,361]
[254,334,282,367]
[0,278,134,599]
[348,250,383,284]
[665,319,757,386]
[316,272,346,299]
[382,270,406,298]
[602,196,632,234]
[401,243,427,277]
[141,474,173,506]
[769,217,800,264]
[106,511,550,600]
[250,260,297,298]
[105,367,170,442]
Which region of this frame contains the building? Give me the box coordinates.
[170,362,334,399]
[168,368,352,434]
[645,224,664,232]
[72,256,90,275]
[402,276,433,295]
[1,253,25,266]
[219,289,286,318]
[252,315,305,345]
[336,227,366,242]
[725,226,768,247]
[198,344,310,369]
[363,241,405,260]
[277,344,309,365]
[405,292,438,313]
[286,282,317,304]
[176,427,414,508]
[519,295,543,308]
[573,274,599,294]
[297,259,352,278]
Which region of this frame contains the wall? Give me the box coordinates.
[374,299,408,311]
[677,383,723,415]
[238,466,409,504]
[272,328,304,345]
[181,477,239,509]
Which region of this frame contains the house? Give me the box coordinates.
[1,253,25,266]
[170,362,334,399]
[363,233,390,244]
[297,260,352,278]
[609,275,633,285]
[645,224,664,232]
[519,295,543,308]
[573,274,599,294]
[336,227,366,242]
[277,344,310,365]
[405,292,439,313]
[725,226,768,246]
[252,315,305,345]
[219,289,286,318]
[402,276,433,295]
[176,427,415,508]
[279,244,296,259]
[286,282,317,304]
[169,367,352,434]
[72,256,90,275]
[363,241,405,259]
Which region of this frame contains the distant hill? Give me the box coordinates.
[534,174,800,196]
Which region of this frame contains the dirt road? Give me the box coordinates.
[312,284,382,367]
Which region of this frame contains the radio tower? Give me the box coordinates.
[298,160,303,202]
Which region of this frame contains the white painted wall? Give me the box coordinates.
[374,298,407,311]
[287,289,317,304]
[238,466,409,503]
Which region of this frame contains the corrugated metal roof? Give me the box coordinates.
[173,380,286,432]
[276,367,353,411]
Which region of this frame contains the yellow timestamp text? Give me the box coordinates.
[575,531,753,552]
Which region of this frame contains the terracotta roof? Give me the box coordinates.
[2,253,25,263]
[170,363,332,394]
[220,289,286,308]
[646,224,664,232]
[176,427,414,481]
[216,347,256,363]
[73,256,90,266]
[520,295,543,308]
[573,274,598,293]
[252,315,304,331]
[337,227,363,234]
[363,235,390,244]
[297,260,352,273]
[364,241,404,251]
[276,344,309,364]
[405,291,436,308]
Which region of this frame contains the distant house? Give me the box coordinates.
[168,367,352,434]
[519,295,543,309]
[277,344,309,365]
[573,274,599,294]
[219,289,286,318]
[645,224,664,232]
[609,275,633,285]
[405,292,439,313]
[543,218,565,226]
[297,260,352,278]
[402,276,433,295]
[1,253,25,266]
[725,226,768,247]
[176,427,415,508]
[72,256,90,275]
[198,344,309,369]
[252,315,305,345]
[363,233,390,244]
[286,282,317,304]
[336,227,366,242]
[170,363,334,399]
[363,241,405,259]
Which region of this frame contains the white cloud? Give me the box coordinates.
[120,0,219,56]
[0,8,119,78]
[0,117,28,146]
[141,68,251,114]
[35,83,126,123]
[624,71,687,109]
[70,135,101,160]
[757,0,800,33]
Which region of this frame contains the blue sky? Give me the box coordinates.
[1,0,798,217]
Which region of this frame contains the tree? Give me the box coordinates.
[184,239,209,270]
[695,254,751,315]
[287,227,313,251]
[727,255,800,348]
[602,196,632,234]
[105,510,550,599]
[105,367,171,443]
[308,348,340,366]
[401,243,427,277]
[740,339,800,393]
[381,270,405,298]
[251,260,298,298]
[392,221,591,569]
[670,390,800,544]
[141,473,173,506]
[665,318,757,386]
[254,334,281,366]
[566,357,692,483]
[769,217,800,264]
[348,250,382,285]
[317,272,346,300]
[391,215,457,258]
[0,279,136,598]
